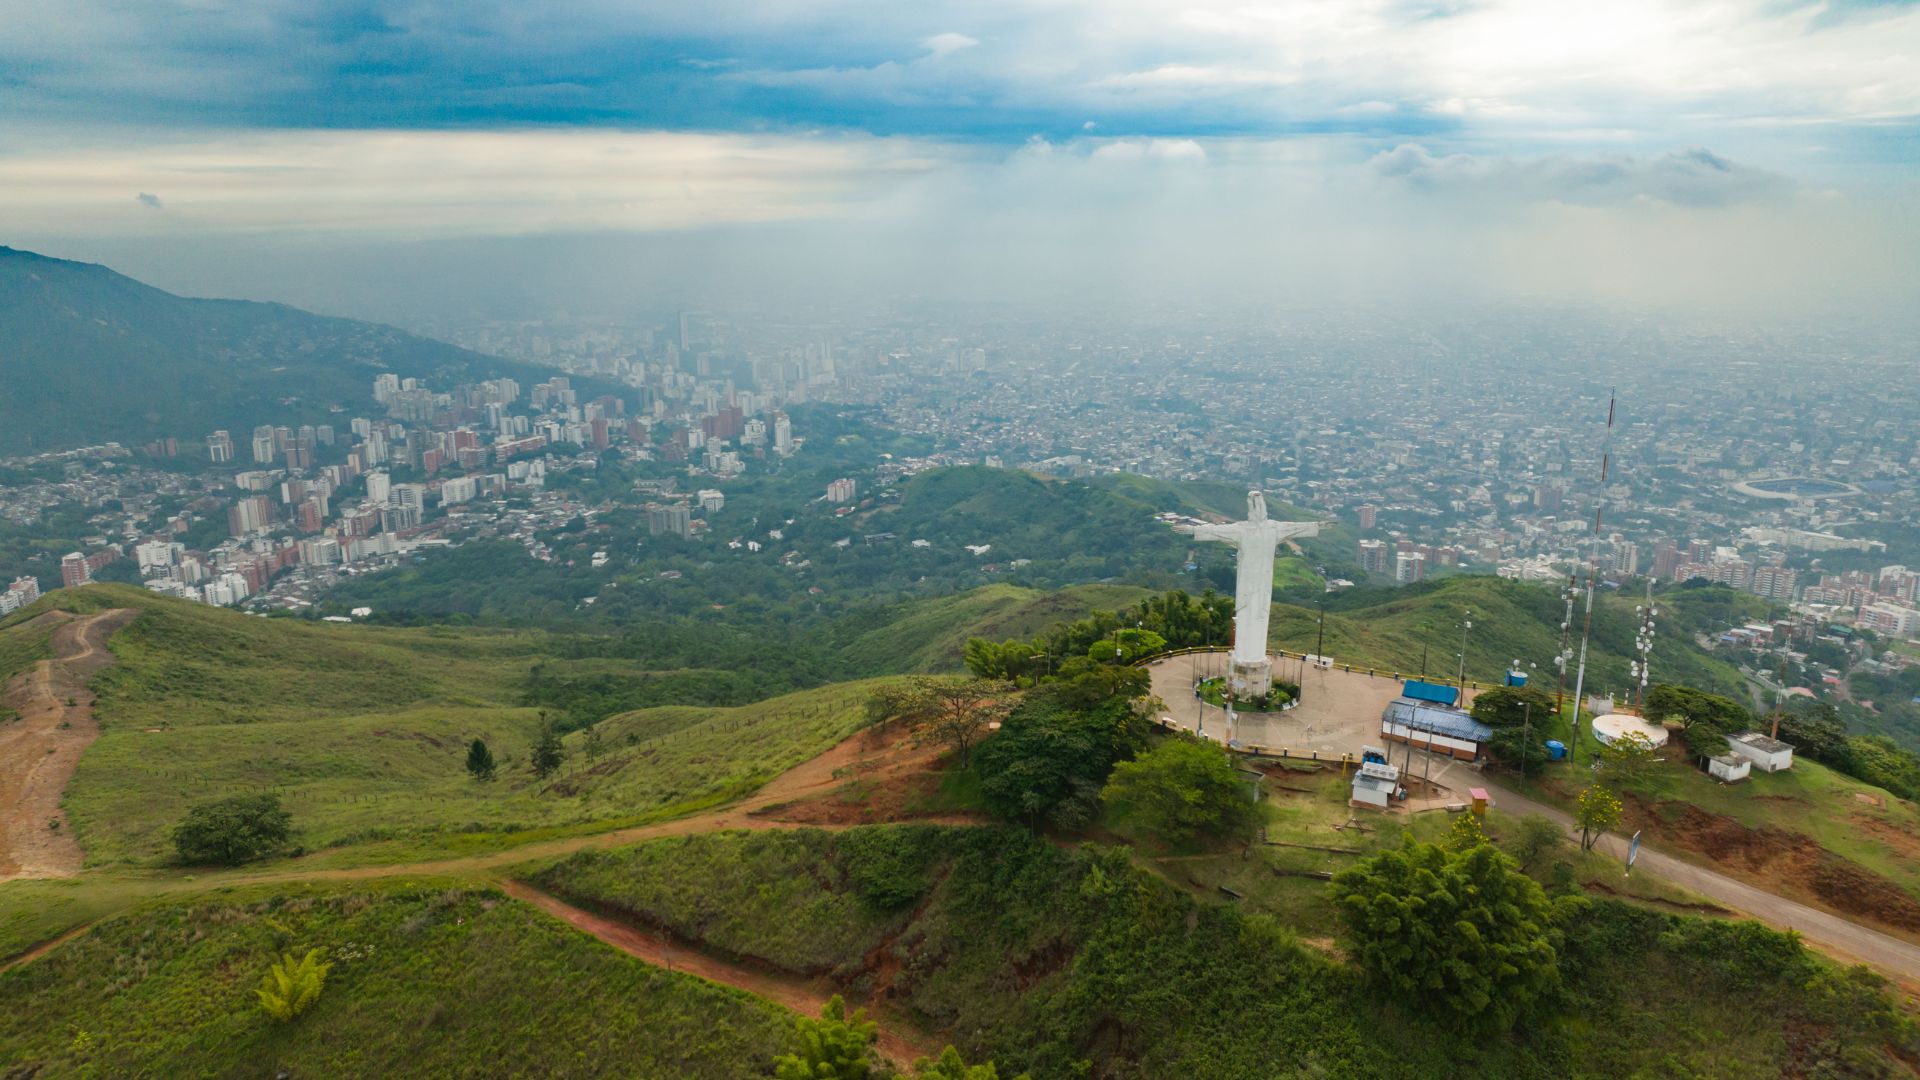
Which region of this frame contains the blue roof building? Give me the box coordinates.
[1401,680,1460,707]
[1380,697,1494,761]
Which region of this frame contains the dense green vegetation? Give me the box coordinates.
[327,465,1219,622]
[973,690,1149,829]
[1332,835,1566,1032]
[0,883,798,1077]
[0,246,618,452]
[532,825,1917,1079]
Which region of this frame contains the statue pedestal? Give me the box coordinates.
[1228,657,1272,698]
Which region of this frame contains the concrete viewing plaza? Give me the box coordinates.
[1146,648,1489,800]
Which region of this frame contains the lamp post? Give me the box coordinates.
[1456,609,1473,698]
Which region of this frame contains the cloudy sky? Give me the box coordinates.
[2,0,1916,320]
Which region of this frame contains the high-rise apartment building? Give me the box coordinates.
[1357,539,1389,574]
[228,495,272,537]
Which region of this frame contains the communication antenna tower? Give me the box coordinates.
[1629,579,1658,708]
[1567,390,1616,767]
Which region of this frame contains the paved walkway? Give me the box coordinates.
[1483,778,1920,987]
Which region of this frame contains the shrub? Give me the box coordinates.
[171,794,292,866]
[255,948,332,1022]
[1575,785,1622,852]
[839,826,945,911]
[773,995,879,1080]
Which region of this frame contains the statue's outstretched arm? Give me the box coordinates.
[1191,523,1243,545]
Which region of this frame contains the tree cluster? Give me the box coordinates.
[963,589,1233,684]
[868,677,1015,767]
[1331,835,1570,1032]
[1101,738,1258,849]
[972,688,1150,830]
[1470,685,1557,774]
[1643,684,1751,756]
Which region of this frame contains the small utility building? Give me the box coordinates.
[1703,752,1752,783]
[1726,731,1795,773]
[1380,698,1494,761]
[1350,761,1402,810]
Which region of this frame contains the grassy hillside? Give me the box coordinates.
[68,679,881,868]
[1524,743,1920,940]
[0,613,54,714]
[531,825,1916,1079]
[3,586,892,866]
[0,882,796,1078]
[834,583,1153,675]
[0,246,609,452]
[1266,576,1758,701]
[38,585,543,729]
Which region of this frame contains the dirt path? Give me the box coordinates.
[1483,778,1920,989]
[500,880,940,1068]
[218,724,980,889]
[0,608,138,882]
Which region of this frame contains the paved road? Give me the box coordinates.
[1483,778,1920,987]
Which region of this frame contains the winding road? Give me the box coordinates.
[1483,779,1920,988]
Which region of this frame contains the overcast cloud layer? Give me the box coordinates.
[1,0,1916,320]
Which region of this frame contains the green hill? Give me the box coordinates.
[833,582,1154,675]
[0,881,796,1078]
[1,586,883,865]
[530,825,1917,1079]
[0,246,598,452]
[1265,576,1762,702]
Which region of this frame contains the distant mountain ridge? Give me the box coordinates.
[0,246,586,454]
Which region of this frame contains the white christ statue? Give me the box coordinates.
[1193,491,1321,697]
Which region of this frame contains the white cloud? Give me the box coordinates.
[920,32,978,58]
[0,128,949,236]
[1370,143,1796,206]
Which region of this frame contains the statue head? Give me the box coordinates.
[1247,490,1267,522]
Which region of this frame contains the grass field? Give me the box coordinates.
[1265,576,1758,700]
[526,827,923,977]
[0,613,54,711]
[0,881,798,1078]
[531,823,1917,1079]
[56,586,548,729]
[67,679,885,867]
[834,582,1153,675]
